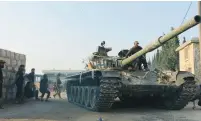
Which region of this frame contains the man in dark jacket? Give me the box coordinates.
[27,68,35,83]
[125,41,148,70]
[27,68,37,99]
[0,60,5,109]
[40,74,50,101]
[15,65,25,104]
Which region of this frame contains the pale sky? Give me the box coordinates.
[0,1,199,74]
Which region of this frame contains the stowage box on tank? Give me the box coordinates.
[66,15,201,112]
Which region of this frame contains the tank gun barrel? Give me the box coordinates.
[121,15,201,66]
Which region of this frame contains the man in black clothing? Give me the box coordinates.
[15,65,25,104]
[0,60,5,109]
[101,41,105,47]
[40,74,50,101]
[125,41,148,70]
[27,68,35,83]
[97,41,112,56]
[27,68,38,99]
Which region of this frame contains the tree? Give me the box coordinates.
[151,53,157,69]
[160,27,180,70]
[155,49,160,68]
[147,58,151,66]
[151,27,180,71]
[151,49,161,69]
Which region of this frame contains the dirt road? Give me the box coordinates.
[0,93,200,121]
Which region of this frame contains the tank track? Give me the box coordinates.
[118,78,198,110]
[161,77,198,110]
[67,77,120,112]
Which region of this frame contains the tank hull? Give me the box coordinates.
[66,70,199,111]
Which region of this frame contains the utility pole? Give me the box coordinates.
[198,1,201,77]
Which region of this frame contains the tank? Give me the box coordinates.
[66,15,201,112]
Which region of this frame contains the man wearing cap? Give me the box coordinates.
[27,68,35,84]
[14,65,25,104]
[125,41,149,70]
[27,68,38,99]
[98,41,112,56]
[0,60,5,109]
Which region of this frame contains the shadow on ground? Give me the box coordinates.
[0,98,199,121]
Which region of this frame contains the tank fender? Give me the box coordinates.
[101,71,121,78]
[174,71,196,86]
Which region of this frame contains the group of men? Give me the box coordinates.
[0,61,63,109]
[34,73,63,101]
[101,40,149,71]
[0,62,28,107]
[125,41,149,71]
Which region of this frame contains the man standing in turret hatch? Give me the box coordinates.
[97,41,112,56]
[125,41,149,71]
[101,41,105,47]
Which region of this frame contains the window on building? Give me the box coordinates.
[184,47,189,60]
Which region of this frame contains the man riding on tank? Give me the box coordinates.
[96,41,112,56]
[125,41,149,71]
[101,41,105,47]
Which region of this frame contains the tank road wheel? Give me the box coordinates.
[77,87,82,103]
[72,86,76,102]
[163,77,197,110]
[90,87,97,109]
[67,84,72,102]
[66,82,70,101]
[67,77,119,112]
[80,87,85,105]
[84,87,90,107]
[69,87,73,102]
[67,82,73,102]
[69,86,74,102]
[75,87,79,103]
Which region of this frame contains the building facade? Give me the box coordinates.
[175,37,200,79]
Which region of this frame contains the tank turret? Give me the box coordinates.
[86,15,201,70]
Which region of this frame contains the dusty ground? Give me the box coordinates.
[0,93,200,121]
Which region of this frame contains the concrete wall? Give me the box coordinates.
[178,44,194,73]
[193,42,201,79]
[176,38,201,80]
[0,48,26,100]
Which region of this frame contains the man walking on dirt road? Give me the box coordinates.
[53,73,62,99]
[40,74,50,101]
